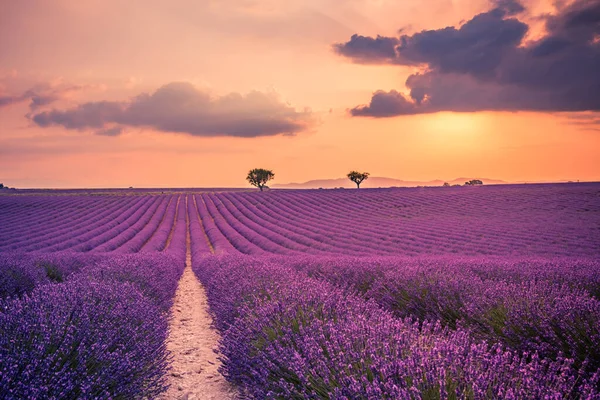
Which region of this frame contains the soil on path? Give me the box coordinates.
[160,228,237,399]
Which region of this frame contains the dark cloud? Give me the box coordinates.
[333,4,527,73]
[350,72,597,116]
[335,0,600,116]
[332,34,400,64]
[29,82,315,138]
[350,90,418,117]
[493,0,525,16]
[397,11,528,78]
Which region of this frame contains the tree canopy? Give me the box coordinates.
[347,171,370,188]
[465,179,483,186]
[246,168,275,191]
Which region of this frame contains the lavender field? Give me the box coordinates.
[1,183,599,398]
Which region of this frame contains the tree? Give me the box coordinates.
[465,179,483,186]
[347,171,370,189]
[246,168,275,191]
[0,183,3,189]
[443,182,450,187]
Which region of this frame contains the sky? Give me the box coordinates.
[1,0,599,188]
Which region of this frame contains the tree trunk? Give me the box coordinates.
[259,185,263,192]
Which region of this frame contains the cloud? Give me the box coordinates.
[335,0,600,116]
[0,82,86,111]
[29,82,315,138]
[350,90,418,117]
[332,34,401,64]
[334,3,528,72]
[561,112,600,131]
[492,0,525,16]
[0,94,27,108]
[95,126,124,136]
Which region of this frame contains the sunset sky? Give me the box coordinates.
[1,0,599,188]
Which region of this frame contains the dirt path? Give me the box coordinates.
[161,216,237,399]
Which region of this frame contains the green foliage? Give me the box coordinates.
[247,168,275,191]
[464,179,483,186]
[347,171,370,188]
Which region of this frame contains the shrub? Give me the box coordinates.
[0,278,169,399]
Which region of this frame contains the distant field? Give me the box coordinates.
[1,183,599,398]
[1,183,598,256]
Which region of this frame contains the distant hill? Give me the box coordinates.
[272,177,507,189]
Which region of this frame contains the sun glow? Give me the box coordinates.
[416,112,491,157]
[424,112,483,136]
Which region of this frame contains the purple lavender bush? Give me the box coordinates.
[0,252,94,299]
[194,255,599,398]
[79,253,185,311]
[281,255,600,375]
[0,278,169,399]
[0,252,183,398]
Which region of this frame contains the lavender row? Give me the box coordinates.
[228,185,600,256]
[0,252,184,398]
[193,255,599,398]
[193,195,236,254]
[0,250,183,311]
[163,196,188,260]
[0,195,93,234]
[140,195,180,253]
[0,196,99,243]
[253,190,443,254]
[43,196,155,253]
[75,252,185,311]
[0,252,100,299]
[271,190,518,255]
[115,194,174,253]
[0,196,140,251]
[26,196,145,253]
[217,193,331,254]
[209,194,295,255]
[239,190,437,255]
[235,192,372,255]
[72,196,161,252]
[188,195,213,257]
[203,194,264,255]
[278,255,600,374]
[93,196,165,253]
[221,192,339,254]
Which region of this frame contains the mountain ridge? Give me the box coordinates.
[272,177,507,189]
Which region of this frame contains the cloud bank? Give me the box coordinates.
[29,82,314,137]
[334,0,600,116]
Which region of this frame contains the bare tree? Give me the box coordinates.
[347,171,370,189]
[247,168,275,191]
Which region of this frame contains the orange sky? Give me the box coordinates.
[0,0,598,188]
